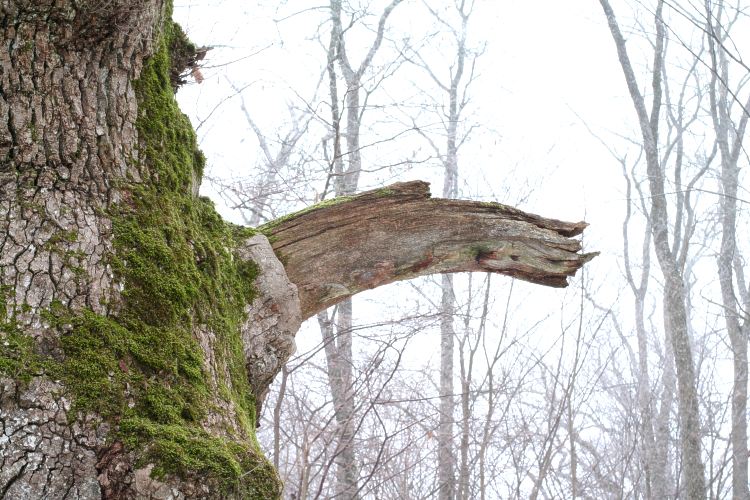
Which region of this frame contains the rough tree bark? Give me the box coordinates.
[0,2,295,497]
[0,2,595,498]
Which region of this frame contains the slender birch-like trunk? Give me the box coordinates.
[598,1,706,496]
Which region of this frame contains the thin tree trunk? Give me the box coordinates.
[705,3,750,495]
[458,333,472,500]
[621,160,664,498]
[568,399,577,499]
[318,2,405,495]
[656,321,677,496]
[438,274,457,500]
[274,365,289,469]
[437,4,468,497]
[439,89,459,497]
[333,299,359,499]
[598,2,706,496]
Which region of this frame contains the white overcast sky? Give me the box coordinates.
[170,1,709,345]
[165,1,750,418]
[173,0,636,245]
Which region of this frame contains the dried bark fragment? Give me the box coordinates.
[263,180,598,319]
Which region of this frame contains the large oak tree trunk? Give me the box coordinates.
[0,3,595,498]
[0,1,167,497]
[0,2,295,497]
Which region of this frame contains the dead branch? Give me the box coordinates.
[261,181,597,320]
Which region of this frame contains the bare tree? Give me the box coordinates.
[403,1,482,496]
[598,1,707,496]
[212,90,315,226]
[317,1,406,497]
[704,2,750,497]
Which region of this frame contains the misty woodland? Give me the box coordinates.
[1,0,749,499]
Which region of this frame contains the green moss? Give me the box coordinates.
[1,6,281,497]
[257,194,354,235]
[375,187,395,196]
[468,243,493,260]
[0,330,50,383]
[258,186,399,236]
[121,416,280,498]
[477,200,525,216]
[0,288,50,383]
[479,201,505,208]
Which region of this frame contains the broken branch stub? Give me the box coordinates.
[262,181,598,320]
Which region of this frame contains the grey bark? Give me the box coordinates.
[237,235,302,419]
[705,2,750,497]
[0,2,162,496]
[438,274,456,500]
[273,365,289,470]
[598,1,706,496]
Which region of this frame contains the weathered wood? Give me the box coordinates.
[262,181,598,320]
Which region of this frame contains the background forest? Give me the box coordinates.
[173,0,750,498]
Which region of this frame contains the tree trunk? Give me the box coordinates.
[438,274,457,500]
[621,163,665,498]
[438,16,462,495]
[1,1,166,496]
[705,5,750,495]
[599,1,706,496]
[0,3,297,497]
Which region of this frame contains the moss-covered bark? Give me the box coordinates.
[0,1,282,497]
[102,16,280,494]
